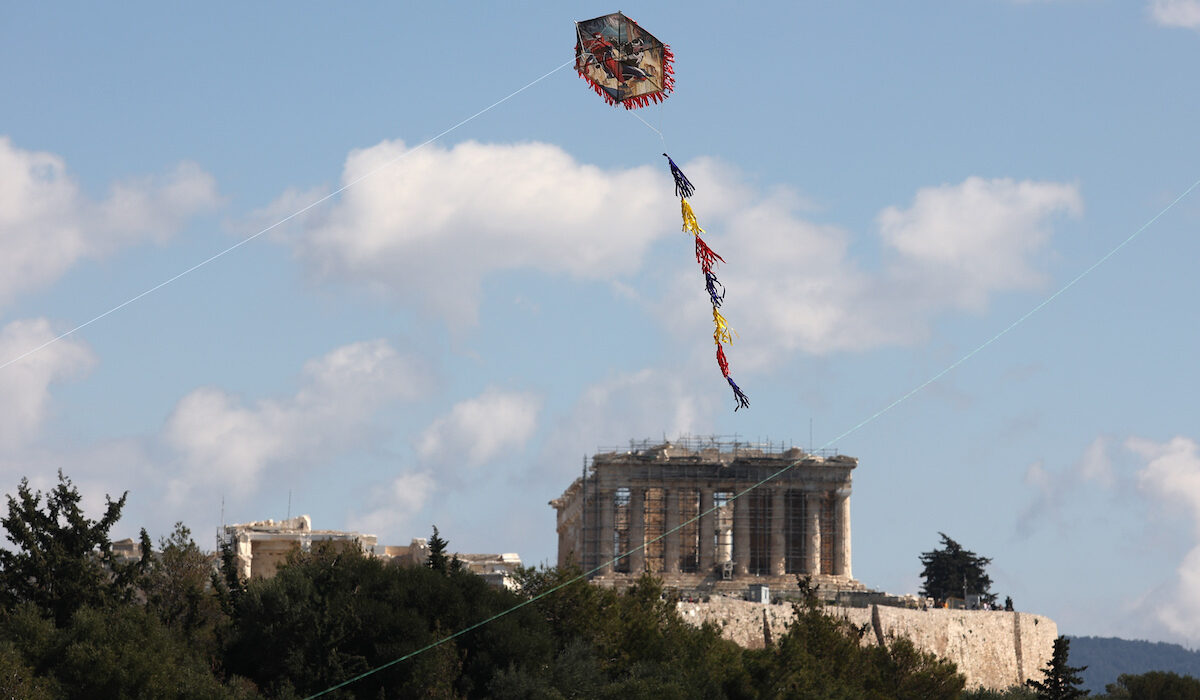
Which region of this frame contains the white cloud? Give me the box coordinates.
[273,139,672,327]
[662,168,1082,362]
[269,142,1080,365]
[877,176,1083,311]
[534,369,717,483]
[1150,0,1200,28]
[0,319,95,449]
[1130,436,1200,639]
[417,388,540,469]
[1078,435,1115,487]
[346,470,437,542]
[1016,436,1114,536]
[163,339,430,501]
[0,137,220,307]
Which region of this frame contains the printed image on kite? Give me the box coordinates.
[575,12,674,109]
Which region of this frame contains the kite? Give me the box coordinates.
[575,13,750,410]
[574,12,674,109]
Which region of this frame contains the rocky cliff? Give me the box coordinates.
[676,596,1057,691]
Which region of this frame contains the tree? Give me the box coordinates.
[224,541,553,698]
[1105,670,1200,699]
[142,522,228,659]
[0,472,144,625]
[1026,636,1088,700]
[746,576,964,700]
[919,532,995,604]
[427,525,450,573]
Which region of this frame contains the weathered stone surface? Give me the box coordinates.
[551,437,859,589]
[676,596,1057,691]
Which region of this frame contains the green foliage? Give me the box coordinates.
[919,532,996,604]
[143,522,230,663]
[514,566,749,698]
[225,541,553,698]
[0,476,986,698]
[0,472,138,625]
[427,525,450,574]
[0,639,54,700]
[1028,636,1089,700]
[1104,670,1200,699]
[746,576,965,700]
[1068,636,1200,694]
[0,603,251,700]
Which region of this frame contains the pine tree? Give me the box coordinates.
[919,532,995,604]
[1027,636,1089,700]
[427,525,450,574]
[0,472,139,625]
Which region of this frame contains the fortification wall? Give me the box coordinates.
[676,597,1058,691]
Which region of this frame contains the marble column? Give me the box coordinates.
[770,488,787,576]
[805,492,822,575]
[699,489,715,574]
[598,488,614,575]
[733,493,750,576]
[834,491,851,578]
[629,486,645,573]
[664,488,681,574]
[557,522,569,569]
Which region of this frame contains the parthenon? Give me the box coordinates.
[550,437,864,592]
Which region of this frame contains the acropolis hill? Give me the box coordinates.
[551,437,1058,690]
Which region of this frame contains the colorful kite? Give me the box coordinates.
[575,13,749,410]
[574,12,674,109]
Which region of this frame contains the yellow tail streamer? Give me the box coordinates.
[681,198,705,236]
[712,307,736,345]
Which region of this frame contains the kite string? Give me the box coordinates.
[0,59,577,374]
[630,108,666,148]
[304,173,1200,699]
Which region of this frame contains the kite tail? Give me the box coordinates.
[727,376,750,411]
[663,153,695,198]
[694,236,725,274]
[665,148,748,410]
[704,271,725,308]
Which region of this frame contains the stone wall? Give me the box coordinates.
[676,596,1058,691]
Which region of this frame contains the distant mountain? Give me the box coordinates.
[1067,636,1200,694]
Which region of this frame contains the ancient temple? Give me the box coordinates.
[550,437,864,593]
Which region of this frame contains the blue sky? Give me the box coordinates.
[3,2,1200,644]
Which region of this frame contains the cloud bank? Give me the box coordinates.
[417,389,541,470]
[1131,436,1200,640]
[163,339,429,501]
[1149,0,1200,28]
[270,142,1082,369]
[664,167,1082,362]
[272,139,672,327]
[0,137,219,307]
[0,319,95,450]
